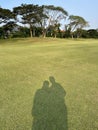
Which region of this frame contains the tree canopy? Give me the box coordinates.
[0,3,97,39]
[13,4,44,37]
[0,7,15,24]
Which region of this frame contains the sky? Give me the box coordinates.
[0,0,98,29]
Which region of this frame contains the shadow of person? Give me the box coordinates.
[32,77,68,130]
[49,76,68,130]
[32,80,50,130]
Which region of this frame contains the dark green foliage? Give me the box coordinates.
[11,27,30,38]
[0,7,15,24]
[0,27,4,38]
[35,27,43,37]
[87,29,98,38]
[80,30,89,38]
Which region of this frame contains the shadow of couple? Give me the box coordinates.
[32,76,68,130]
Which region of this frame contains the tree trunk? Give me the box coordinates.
[30,29,33,37]
[43,29,46,38]
[54,33,57,38]
[33,28,35,37]
[30,24,33,38]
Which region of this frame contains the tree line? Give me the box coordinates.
[0,4,98,39]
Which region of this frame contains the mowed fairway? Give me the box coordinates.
[0,38,98,130]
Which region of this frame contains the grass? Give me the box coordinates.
[0,38,98,130]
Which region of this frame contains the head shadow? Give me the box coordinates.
[32,76,68,130]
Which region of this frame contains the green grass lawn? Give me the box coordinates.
[0,38,98,130]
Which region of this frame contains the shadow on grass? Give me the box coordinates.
[32,76,68,130]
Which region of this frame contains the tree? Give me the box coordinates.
[2,21,18,38]
[0,7,15,24]
[13,4,44,37]
[0,7,15,38]
[41,5,68,37]
[68,15,89,38]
